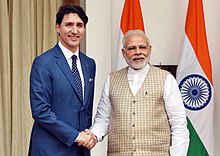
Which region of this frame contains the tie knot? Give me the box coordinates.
[72,55,77,61]
[72,55,78,65]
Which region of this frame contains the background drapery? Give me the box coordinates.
[0,0,62,155]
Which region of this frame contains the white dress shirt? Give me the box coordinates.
[58,41,84,97]
[91,64,189,156]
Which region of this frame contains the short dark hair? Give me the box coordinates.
[56,4,88,26]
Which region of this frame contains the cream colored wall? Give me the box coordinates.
[86,1,111,155]
[86,0,220,156]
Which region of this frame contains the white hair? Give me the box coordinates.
[122,30,150,47]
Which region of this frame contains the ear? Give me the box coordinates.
[122,48,126,58]
[148,45,152,54]
[56,24,61,34]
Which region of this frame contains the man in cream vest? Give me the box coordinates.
[89,30,189,156]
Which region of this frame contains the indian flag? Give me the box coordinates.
[116,0,145,70]
[176,0,214,155]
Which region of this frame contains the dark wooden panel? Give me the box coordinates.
[63,0,80,5]
[154,65,177,78]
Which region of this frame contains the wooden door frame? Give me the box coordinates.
[63,0,80,5]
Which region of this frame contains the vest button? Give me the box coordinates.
[132,112,135,115]
[132,124,135,127]
[133,100,136,103]
[132,137,135,140]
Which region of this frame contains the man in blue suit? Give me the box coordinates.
[28,4,96,156]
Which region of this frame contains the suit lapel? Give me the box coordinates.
[53,45,83,102]
[79,52,90,105]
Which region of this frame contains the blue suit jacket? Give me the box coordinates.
[28,44,96,156]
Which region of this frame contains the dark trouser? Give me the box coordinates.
[77,146,90,156]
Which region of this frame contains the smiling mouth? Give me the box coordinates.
[69,36,79,40]
[133,57,144,62]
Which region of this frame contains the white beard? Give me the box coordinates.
[124,54,151,70]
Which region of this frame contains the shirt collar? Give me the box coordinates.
[128,63,150,75]
[58,41,79,60]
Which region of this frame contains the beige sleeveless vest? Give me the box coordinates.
[108,66,171,156]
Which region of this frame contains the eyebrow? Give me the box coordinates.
[64,21,84,25]
[127,44,148,47]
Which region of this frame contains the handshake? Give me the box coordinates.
[76,129,97,149]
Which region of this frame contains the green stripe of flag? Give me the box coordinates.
[187,117,209,156]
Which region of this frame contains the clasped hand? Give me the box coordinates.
[76,129,97,149]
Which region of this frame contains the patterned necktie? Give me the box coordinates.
[71,55,83,101]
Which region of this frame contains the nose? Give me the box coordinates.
[135,47,142,54]
[71,26,77,34]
